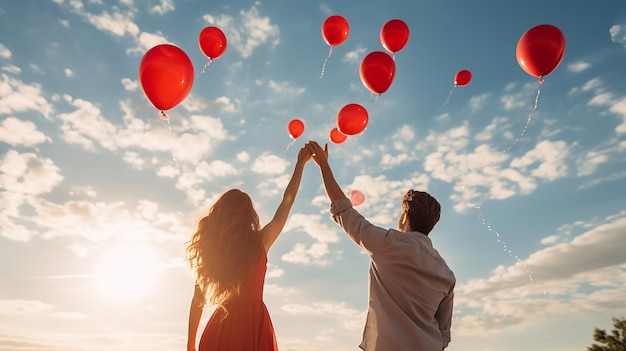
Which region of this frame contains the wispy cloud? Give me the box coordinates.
[203,5,280,58]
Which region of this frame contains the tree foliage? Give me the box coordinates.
[587,317,626,351]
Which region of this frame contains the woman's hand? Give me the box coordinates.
[297,144,313,164]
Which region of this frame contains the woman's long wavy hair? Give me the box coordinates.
[186,189,262,306]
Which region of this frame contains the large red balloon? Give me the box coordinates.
[322,15,349,46]
[329,127,347,144]
[288,119,305,139]
[350,190,365,206]
[454,69,472,87]
[516,24,566,78]
[199,26,227,60]
[360,51,396,94]
[380,19,410,54]
[337,103,368,136]
[139,44,194,111]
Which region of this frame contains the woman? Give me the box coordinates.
[186,146,311,351]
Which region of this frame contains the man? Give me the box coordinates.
[305,141,455,351]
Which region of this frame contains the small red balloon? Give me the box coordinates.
[288,119,305,139]
[139,44,194,111]
[359,51,396,94]
[350,190,365,206]
[454,69,472,87]
[199,26,227,60]
[337,103,368,136]
[322,15,349,46]
[380,19,410,54]
[329,127,347,144]
[516,24,566,78]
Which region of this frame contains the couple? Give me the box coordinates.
[186,141,456,351]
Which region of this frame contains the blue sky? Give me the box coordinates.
[1,0,626,350]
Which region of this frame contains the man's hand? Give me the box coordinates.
[304,140,346,202]
[305,141,328,168]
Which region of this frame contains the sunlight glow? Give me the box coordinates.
[92,246,160,301]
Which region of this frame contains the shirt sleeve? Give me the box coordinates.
[435,284,455,348]
[330,198,390,255]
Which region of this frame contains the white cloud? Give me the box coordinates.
[474,116,507,142]
[510,140,570,181]
[176,159,239,195]
[284,213,340,244]
[58,95,118,151]
[567,60,591,73]
[500,88,530,111]
[586,92,626,136]
[0,74,54,119]
[1,64,21,74]
[576,151,609,176]
[0,117,50,147]
[267,80,305,96]
[609,96,626,135]
[132,31,169,55]
[281,301,364,330]
[28,197,187,242]
[343,46,367,65]
[468,93,491,113]
[281,242,332,266]
[0,43,11,59]
[0,299,54,315]
[203,5,279,58]
[0,150,63,196]
[121,77,138,91]
[609,24,626,47]
[237,151,250,162]
[64,68,74,77]
[83,8,139,38]
[453,214,626,335]
[149,0,174,15]
[252,153,288,174]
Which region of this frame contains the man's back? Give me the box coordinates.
[330,198,455,350]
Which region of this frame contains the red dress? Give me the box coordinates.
[199,253,278,351]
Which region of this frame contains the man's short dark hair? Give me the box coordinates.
[402,189,441,235]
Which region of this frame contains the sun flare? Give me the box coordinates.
[93,246,160,301]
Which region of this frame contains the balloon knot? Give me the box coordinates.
[160,111,168,120]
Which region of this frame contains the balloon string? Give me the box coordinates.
[284,138,296,152]
[437,86,456,111]
[458,184,551,306]
[370,92,380,103]
[201,58,212,75]
[500,78,542,154]
[162,113,181,177]
[320,46,333,79]
[161,113,194,197]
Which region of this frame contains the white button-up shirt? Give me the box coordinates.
[331,198,455,351]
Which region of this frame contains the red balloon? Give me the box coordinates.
[322,15,349,46]
[359,51,396,94]
[516,24,566,78]
[454,69,472,87]
[139,44,194,111]
[350,190,365,206]
[199,26,227,60]
[337,103,368,136]
[380,19,410,54]
[288,119,305,139]
[329,127,347,144]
